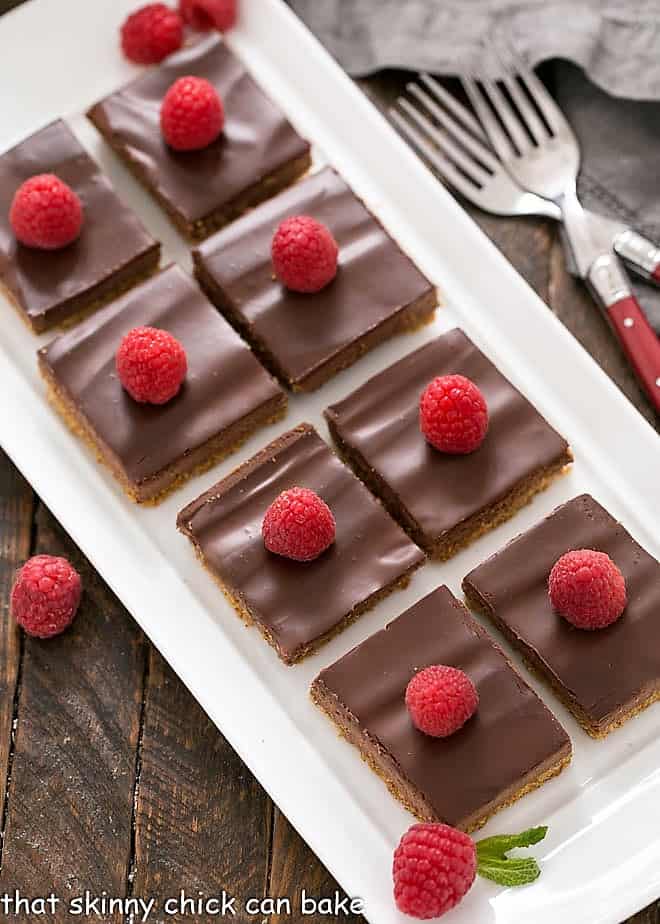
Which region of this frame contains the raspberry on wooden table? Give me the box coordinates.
[419,373,488,454]
[262,487,336,562]
[10,174,83,250]
[405,664,479,738]
[393,823,477,919]
[179,0,237,31]
[120,3,184,65]
[160,76,225,151]
[548,548,627,630]
[11,555,82,639]
[271,215,339,293]
[116,326,188,405]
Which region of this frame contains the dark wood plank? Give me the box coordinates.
[269,809,364,924]
[0,452,34,866]
[130,648,271,922]
[0,503,146,922]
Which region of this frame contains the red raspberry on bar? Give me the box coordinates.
[549,548,626,629]
[420,373,488,454]
[160,76,225,151]
[271,215,339,294]
[10,174,83,250]
[262,487,336,562]
[406,664,479,738]
[116,326,188,405]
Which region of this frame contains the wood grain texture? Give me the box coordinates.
[130,649,271,923]
[269,809,364,924]
[0,454,33,870]
[0,501,146,922]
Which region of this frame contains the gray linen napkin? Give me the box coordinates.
[289,1,660,331]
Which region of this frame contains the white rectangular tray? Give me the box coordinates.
[2,2,660,922]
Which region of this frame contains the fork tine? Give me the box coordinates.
[460,76,517,162]
[479,77,534,155]
[396,97,493,184]
[499,72,550,144]
[503,46,574,138]
[389,106,485,202]
[407,82,500,172]
[419,73,488,143]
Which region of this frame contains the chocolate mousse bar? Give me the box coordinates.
[0,119,159,333]
[311,586,571,831]
[38,264,286,503]
[193,167,437,391]
[87,37,311,241]
[325,328,572,558]
[177,424,425,663]
[463,494,660,738]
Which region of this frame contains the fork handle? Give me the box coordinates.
[613,229,660,286]
[608,295,660,414]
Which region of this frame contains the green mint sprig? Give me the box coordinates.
[475,826,548,887]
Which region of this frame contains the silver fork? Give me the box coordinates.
[390,74,660,284]
[460,56,660,413]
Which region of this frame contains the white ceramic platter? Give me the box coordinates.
[1,2,660,922]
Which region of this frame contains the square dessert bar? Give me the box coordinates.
[325,328,572,558]
[463,494,660,738]
[38,264,286,503]
[311,586,571,831]
[193,167,437,391]
[177,424,425,664]
[0,119,159,333]
[87,37,311,241]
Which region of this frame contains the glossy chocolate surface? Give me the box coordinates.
[0,119,157,327]
[325,328,569,543]
[177,424,425,661]
[463,494,660,726]
[194,167,435,387]
[316,586,570,826]
[87,37,310,226]
[40,264,284,484]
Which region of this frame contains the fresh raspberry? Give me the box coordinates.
[393,823,477,919]
[262,487,336,562]
[271,216,339,294]
[10,555,82,639]
[10,174,83,251]
[179,0,237,31]
[116,326,187,405]
[160,75,224,151]
[548,549,626,630]
[420,374,488,454]
[120,3,184,65]
[406,665,478,738]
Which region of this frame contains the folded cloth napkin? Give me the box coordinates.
[289,0,660,331]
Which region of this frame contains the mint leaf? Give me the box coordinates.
[476,826,548,860]
[475,826,548,887]
[477,856,541,887]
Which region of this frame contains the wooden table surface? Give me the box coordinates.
[0,3,658,922]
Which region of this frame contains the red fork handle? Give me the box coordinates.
[608,295,660,413]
